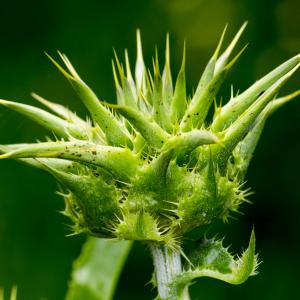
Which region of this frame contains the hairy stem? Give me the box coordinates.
[150,243,190,300]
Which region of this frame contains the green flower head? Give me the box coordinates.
[0,23,299,289]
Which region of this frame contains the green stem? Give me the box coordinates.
[150,243,190,300]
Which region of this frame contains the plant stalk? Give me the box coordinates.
[150,243,190,300]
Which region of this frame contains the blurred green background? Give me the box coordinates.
[0,0,299,299]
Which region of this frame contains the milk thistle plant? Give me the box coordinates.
[0,23,299,300]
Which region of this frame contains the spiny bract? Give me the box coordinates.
[0,24,299,278]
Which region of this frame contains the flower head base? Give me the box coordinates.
[0,24,299,253]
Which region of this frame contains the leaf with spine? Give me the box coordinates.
[112,60,124,106]
[194,25,227,97]
[66,238,132,300]
[135,30,146,94]
[0,99,89,140]
[171,43,186,125]
[31,93,105,143]
[113,211,178,248]
[224,64,299,147]
[211,63,300,172]
[212,53,300,131]
[263,89,300,114]
[31,93,87,125]
[214,22,247,75]
[125,50,138,104]
[180,45,247,132]
[180,23,247,131]
[151,50,166,129]
[0,141,140,182]
[41,164,121,236]
[162,34,173,106]
[110,105,170,149]
[191,24,233,108]
[162,130,220,164]
[161,33,173,130]
[0,144,82,172]
[113,50,138,110]
[31,93,92,130]
[231,89,300,179]
[122,150,176,218]
[175,155,218,233]
[171,230,257,298]
[46,52,132,147]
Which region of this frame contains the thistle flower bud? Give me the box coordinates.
[1,24,299,289]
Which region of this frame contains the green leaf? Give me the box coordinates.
[112,60,124,106]
[162,34,173,109]
[66,238,132,300]
[31,93,87,126]
[113,50,138,110]
[0,143,88,175]
[46,52,132,147]
[180,23,247,131]
[0,141,140,182]
[171,230,258,297]
[180,68,227,131]
[0,144,79,172]
[151,51,167,130]
[149,148,175,180]
[111,105,170,149]
[211,63,300,172]
[0,99,89,140]
[231,89,300,179]
[171,43,186,125]
[162,129,220,164]
[264,89,300,115]
[148,47,172,132]
[225,65,299,145]
[43,165,121,236]
[212,53,300,131]
[192,24,227,102]
[214,22,247,75]
[135,30,146,94]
